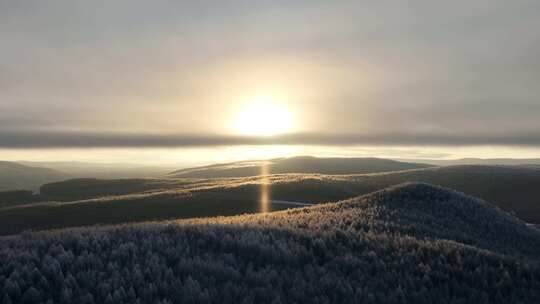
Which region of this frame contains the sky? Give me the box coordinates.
[1,1,540,165]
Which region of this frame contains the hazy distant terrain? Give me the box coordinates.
[399,158,540,166]
[0,160,175,192]
[168,156,433,178]
[1,183,538,303]
[2,161,540,235]
[18,161,175,179]
[0,161,69,191]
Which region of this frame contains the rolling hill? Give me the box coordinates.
[19,161,175,179]
[268,164,540,223]
[0,190,47,209]
[0,161,69,191]
[38,178,191,202]
[1,183,539,303]
[168,156,433,178]
[399,158,540,166]
[1,164,540,235]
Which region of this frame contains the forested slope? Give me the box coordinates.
[1,183,539,304]
[2,164,540,235]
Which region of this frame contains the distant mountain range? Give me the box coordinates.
[1,183,538,303]
[397,157,540,166]
[0,161,68,191]
[0,160,176,191]
[18,161,174,179]
[5,156,540,192]
[168,156,433,178]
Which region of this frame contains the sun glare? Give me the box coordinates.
[232,97,293,136]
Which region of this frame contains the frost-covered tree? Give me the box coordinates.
[0,183,539,303]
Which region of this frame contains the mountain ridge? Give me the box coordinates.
[398,157,540,166]
[168,156,433,178]
[0,161,69,191]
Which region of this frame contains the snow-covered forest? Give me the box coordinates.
[1,183,539,303]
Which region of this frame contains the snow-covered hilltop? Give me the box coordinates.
[1,183,539,303]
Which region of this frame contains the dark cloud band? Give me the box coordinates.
[1,131,540,148]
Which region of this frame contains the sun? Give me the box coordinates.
[232,97,293,136]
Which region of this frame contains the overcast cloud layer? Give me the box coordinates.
[1,131,540,149]
[1,0,540,148]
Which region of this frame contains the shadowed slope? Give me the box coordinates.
[1,183,539,303]
[332,183,540,257]
[39,178,190,201]
[266,165,540,223]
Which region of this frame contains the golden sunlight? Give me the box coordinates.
[231,96,293,136]
[259,161,270,213]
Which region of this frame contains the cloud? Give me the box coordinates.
[1,1,540,150]
[1,130,540,149]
